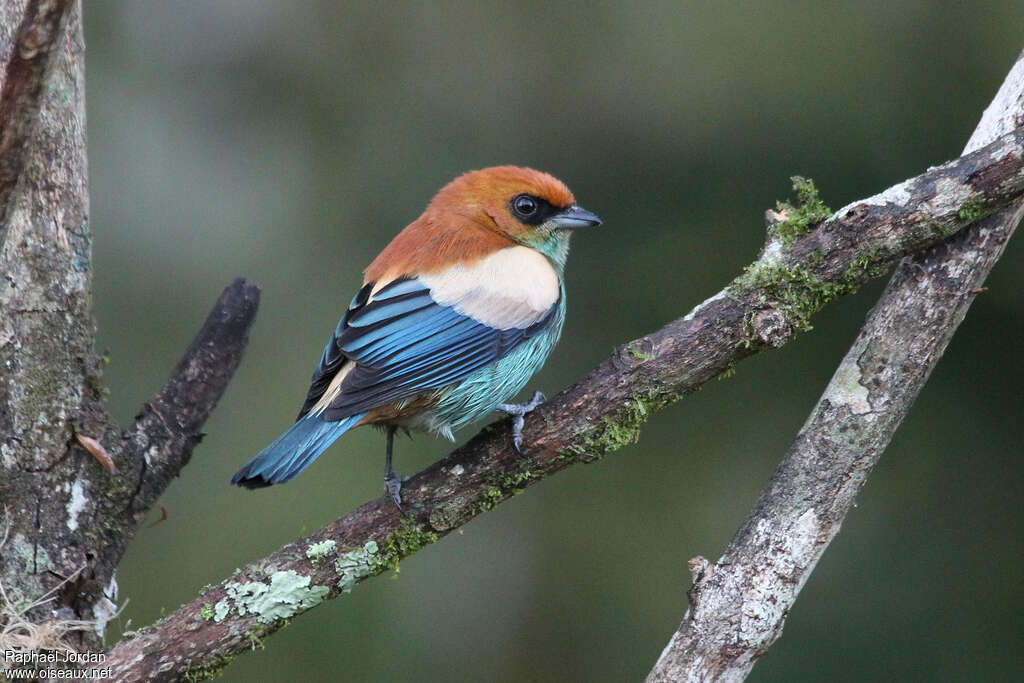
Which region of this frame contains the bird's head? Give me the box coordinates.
[365,166,600,283]
[425,166,601,264]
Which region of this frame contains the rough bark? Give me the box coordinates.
[645,49,1024,682]
[0,0,103,651]
[0,0,259,659]
[0,0,74,227]
[102,126,1024,680]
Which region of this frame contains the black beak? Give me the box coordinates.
[551,205,602,230]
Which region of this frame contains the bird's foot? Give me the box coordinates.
[497,391,545,454]
[384,471,403,511]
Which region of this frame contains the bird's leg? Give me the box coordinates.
[383,425,402,509]
[497,391,545,455]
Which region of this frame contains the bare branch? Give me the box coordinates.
[121,278,261,519]
[646,49,1024,682]
[103,120,1024,680]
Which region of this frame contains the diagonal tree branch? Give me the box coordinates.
[103,119,1024,679]
[646,49,1024,682]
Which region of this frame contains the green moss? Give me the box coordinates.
[183,652,235,682]
[957,194,993,223]
[375,518,440,571]
[716,363,736,380]
[771,176,832,242]
[563,389,679,461]
[199,603,215,621]
[626,342,651,360]
[475,486,504,513]
[498,470,541,490]
[804,249,826,268]
[841,248,887,286]
[732,244,886,338]
[243,627,266,651]
[428,498,465,530]
[743,262,841,333]
[472,469,544,513]
[590,416,641,452]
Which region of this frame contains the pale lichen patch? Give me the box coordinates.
[758,238,786,267]
[926,177,974,220]
[212,599,231,623]
[305,539,336,564]
[984,132,1021,161]
[65,480,87,532]
[211,571,328,624]
[335,541,379,593]
[92,572,119,641]
[823,361,872,415]
[1,442,15,468]
[788,508,820,570]
[741,508,820,636]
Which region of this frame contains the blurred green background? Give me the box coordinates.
[83,2,1022,681]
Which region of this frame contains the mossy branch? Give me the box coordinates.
[104,123,1024,680]
[767,175,832,242]
[647,47,1024,682]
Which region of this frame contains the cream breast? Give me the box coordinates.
[417,246,559,329]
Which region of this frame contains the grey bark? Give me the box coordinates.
[0,0,258,658]
[0,0,102,651]
[645,49,1024,682]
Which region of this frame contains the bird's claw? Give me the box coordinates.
[384,472,403,511]
[497,391,546,455]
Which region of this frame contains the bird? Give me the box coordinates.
[231,166,601,506]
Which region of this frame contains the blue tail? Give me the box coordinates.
[231,413,364,489]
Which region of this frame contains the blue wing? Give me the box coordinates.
[298,277,557,422]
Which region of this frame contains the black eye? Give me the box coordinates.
[512,194,538,219]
